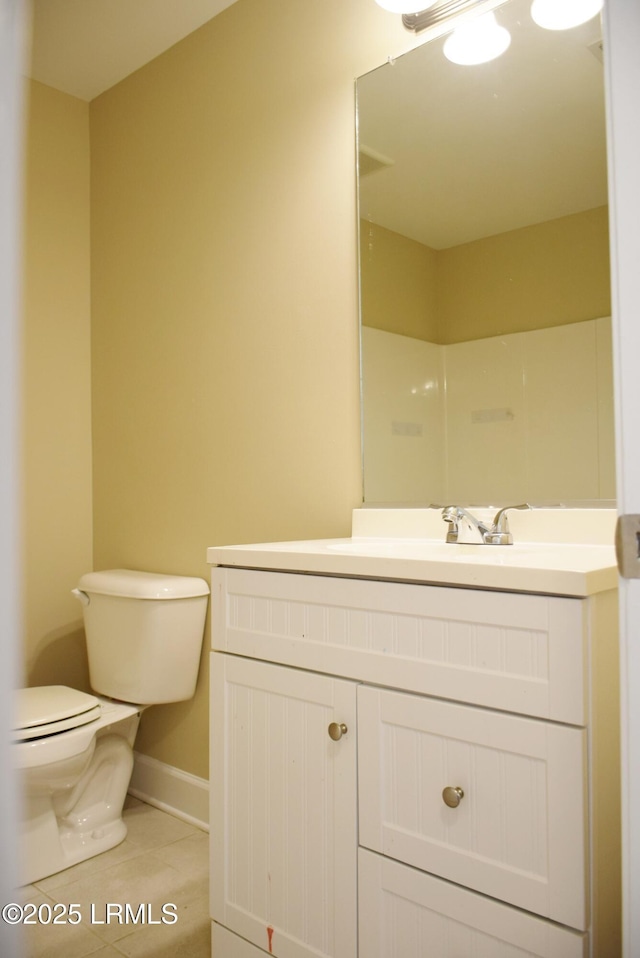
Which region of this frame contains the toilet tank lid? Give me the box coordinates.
[77,569,210,599]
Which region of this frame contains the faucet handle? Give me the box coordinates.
[487,503,531,544]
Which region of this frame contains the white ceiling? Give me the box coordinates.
[28,0,239,101]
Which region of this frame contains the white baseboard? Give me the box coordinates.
[128,751,209,831]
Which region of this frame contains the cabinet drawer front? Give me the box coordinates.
[213,568,586,723]
[358,687,587,930]
[359,849,587,958]
[210,654,357,958]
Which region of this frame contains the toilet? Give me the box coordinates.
[13,569,209,886]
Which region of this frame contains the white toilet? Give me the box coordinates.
[13,569,209,886]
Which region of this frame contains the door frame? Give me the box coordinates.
[603,0,640,952]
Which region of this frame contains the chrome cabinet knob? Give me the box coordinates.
[442,786,464,808]
[328,722,348,741]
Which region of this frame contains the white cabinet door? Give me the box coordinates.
[210,653,358,958]
[358,848,587,958]
[358,687,587,930]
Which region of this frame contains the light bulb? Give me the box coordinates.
[443,12,511,65]
[374,0,438,13]
[531,0,604,30]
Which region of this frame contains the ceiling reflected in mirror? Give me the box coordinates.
[358,3,606,250]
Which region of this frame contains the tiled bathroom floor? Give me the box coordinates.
[17,796,210,958]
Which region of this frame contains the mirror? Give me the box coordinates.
[356,0,613,506]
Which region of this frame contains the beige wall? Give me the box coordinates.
[88,0,421,778]
[362,206,611,344]
[360,221,439,340]
[21,80,93,692]
[438,205,611,343]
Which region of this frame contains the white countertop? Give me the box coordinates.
[207,509,618,597]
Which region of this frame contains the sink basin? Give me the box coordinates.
[325,538,540,561]
[208,530,617,596]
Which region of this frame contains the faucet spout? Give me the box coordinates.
[441,506,490,545]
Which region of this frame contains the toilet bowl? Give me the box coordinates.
[14,569,209,886]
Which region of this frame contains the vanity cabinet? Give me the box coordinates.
[210,566,620,958]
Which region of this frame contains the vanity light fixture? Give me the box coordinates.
[443,11,511,64]
[530,0,604,30]
[391,0,603,39]
[400,0,508,35]
[374,0,437,12]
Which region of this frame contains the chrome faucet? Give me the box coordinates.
[442,504,530,545]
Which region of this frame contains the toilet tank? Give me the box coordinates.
[74,569,209,705]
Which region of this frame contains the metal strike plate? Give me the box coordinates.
[615,514,640,578]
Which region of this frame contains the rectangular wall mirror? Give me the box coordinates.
[356,0,613,506]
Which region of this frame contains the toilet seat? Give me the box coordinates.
[14,686,101,742]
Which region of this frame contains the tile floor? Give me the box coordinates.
[16,796,210,958]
